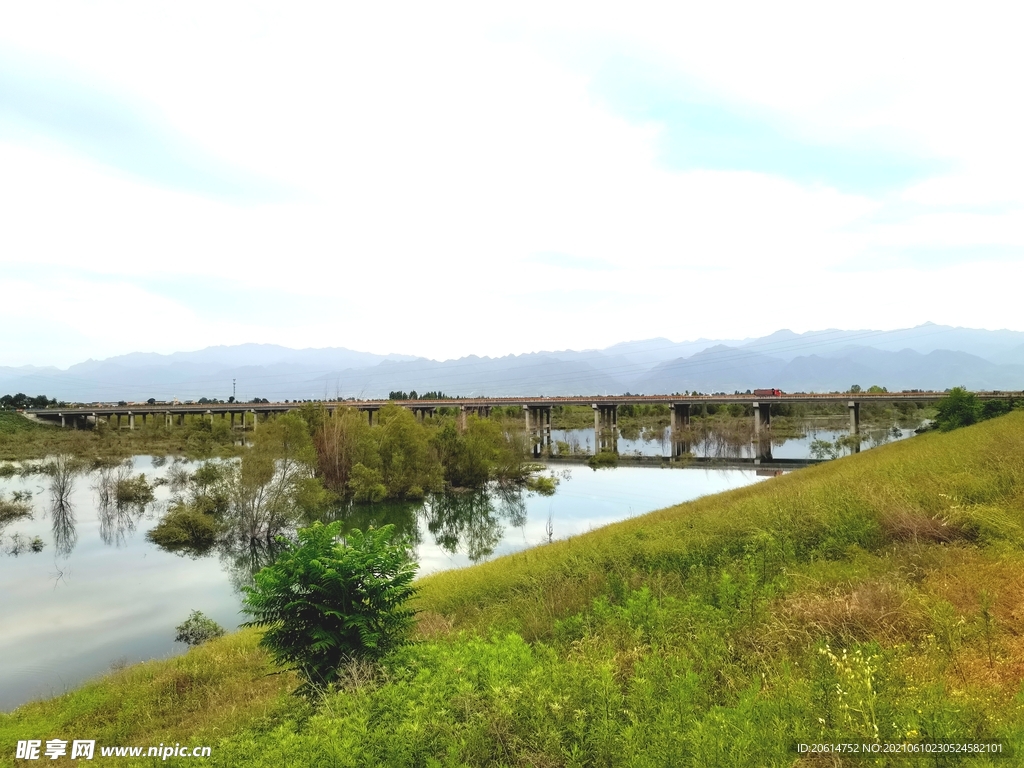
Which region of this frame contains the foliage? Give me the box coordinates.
[174,610,226,647]
[524,474,558,495]
[228,412,323,539]
[241,521,417,693]
[809,434,864,459]
[388,390,451,400]
[588,451,620,469]
[147,504,220,551]
[348,463,387,502]
[933,388,1021,432]
[114,473,155,505]
[0,494,33,530]
[312,404,527,502]
[312,406,373,494]
[183,417,234,458]
[981,398,1012,419]
[935,386,981,431]
[0,392,57,409]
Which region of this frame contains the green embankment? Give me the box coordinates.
[5,412,1024,766]
[0,411,244,461]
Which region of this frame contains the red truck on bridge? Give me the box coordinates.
[753,388,783,397]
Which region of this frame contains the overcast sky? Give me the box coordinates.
[2,2,1022,367]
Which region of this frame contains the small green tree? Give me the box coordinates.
[935,387,981,431]
[241,521,416,693]
[175,610,225,647]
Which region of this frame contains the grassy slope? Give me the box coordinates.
[4,412,1024,766]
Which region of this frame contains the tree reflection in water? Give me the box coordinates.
[219,531,288,593]
[93,462,149,547]
[47,456,81,558]
[421,484,528,563]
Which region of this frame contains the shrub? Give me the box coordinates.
[241,521,417,693]
[147,505,219,551]
[525,474,558,495]
[348,463,387,503]
[115,474,155,505]
[935,387,980,431]
[175,610,226,647]
[0,494,32,526]
[588,451,619,469]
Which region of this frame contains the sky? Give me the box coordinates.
[1,2,1022,368]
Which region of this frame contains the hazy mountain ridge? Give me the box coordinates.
[2,324,1023,401]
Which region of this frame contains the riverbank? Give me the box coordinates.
[0,411,245,462]
[4,411,1024,765]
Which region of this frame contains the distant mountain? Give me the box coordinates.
[2,323,1023,402]
[737,323,1024,362]
[636,345,786,394]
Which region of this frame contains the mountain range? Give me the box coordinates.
[3,323,1024,402]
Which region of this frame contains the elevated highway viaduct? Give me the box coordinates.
[24,391,1020,440]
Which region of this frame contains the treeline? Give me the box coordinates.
[1,393,59,410]
[934,387,1019,431]
[388,390,453,400]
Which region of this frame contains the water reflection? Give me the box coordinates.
[49,496,78,558]
[93,462,152,547]
[421,486,528,563]
[552,416,920,462]
[218,533,287,593]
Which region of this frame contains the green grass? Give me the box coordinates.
[5,412,1024,766]
[0,411,49,436]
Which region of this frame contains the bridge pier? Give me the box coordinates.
[672,437,691,458]
[522,406,551,455]
[142,413,147,426]
[128,412,135,430]
[250,411,258,432]
[848,401,860,434]
[671,403,690,432]
[592,404,618,454]
[166,412,172,429]
[366,408,377,427]
[754,439,774,463]
[753,402,771,435]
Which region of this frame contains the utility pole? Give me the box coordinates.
[233,379,236,401]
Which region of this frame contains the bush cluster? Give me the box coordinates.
[311,404,528,502]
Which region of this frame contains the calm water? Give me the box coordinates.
[0,419,919,711]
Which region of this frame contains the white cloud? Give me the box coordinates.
[1,2,1022,367]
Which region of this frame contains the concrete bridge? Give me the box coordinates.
[24,391,1019,460]
[25,390,1016,426]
